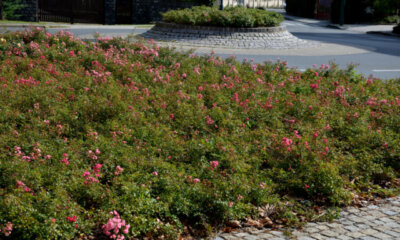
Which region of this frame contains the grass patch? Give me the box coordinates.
[0,20,53,25]
[0,29,399,239]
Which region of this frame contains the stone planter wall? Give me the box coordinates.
[141,22,318,49]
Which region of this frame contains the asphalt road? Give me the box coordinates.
[2,20,400,79]
[240,20,400,80]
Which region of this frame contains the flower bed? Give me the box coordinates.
[0,29,399,239]
[162,6,284,28]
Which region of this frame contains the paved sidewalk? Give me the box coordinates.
[272,8,397,36]
[216,196,400,240]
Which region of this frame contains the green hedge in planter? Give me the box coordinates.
[162,6,284,28]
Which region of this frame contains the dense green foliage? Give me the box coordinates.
[1,0,25,20]
[372,0,400,23]
[162,6,284,27]
[0,29,399,239]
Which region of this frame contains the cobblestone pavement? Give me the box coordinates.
[216,196,400,240]
[140,22,319,49]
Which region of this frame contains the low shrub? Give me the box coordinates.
[0,29,399,239]
[162,6,284,28]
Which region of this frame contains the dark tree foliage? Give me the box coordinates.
[1,0,25,20]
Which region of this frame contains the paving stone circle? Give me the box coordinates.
[140,22,319,49]
[215,196,400,240]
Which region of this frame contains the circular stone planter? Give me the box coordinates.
[140,22,319,49]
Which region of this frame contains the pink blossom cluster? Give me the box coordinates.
[114,166,124,176]
[16,180,33,194]
[14,76,39,86]
[29,41,40,50]
[61,153,69,166]
[13,145,42,162]
[82,163,102,184]
[366,97,377,106]
[0,222,12,237]
[205,115,215,125]
[281,137,293,151]
[210,161,219,171]
[89,69,111,84]
[93,163,102,173]
[294,130,301,139]
[193,65,201,75]
[102,211,130,240]
[97,36,114,42]
[56,124,63,135]
[111,131,124,139]
[135,45,159,58]
[66,215,77,223]
[87,130,98,140]
[186,176,200,184]
[335,86,345,97]
[87,148,101,160]
[396,97,400,106]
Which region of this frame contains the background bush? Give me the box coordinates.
[1,0,25,20]
[162,6,284,27]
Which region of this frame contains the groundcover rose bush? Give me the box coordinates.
[0,29,399,239]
